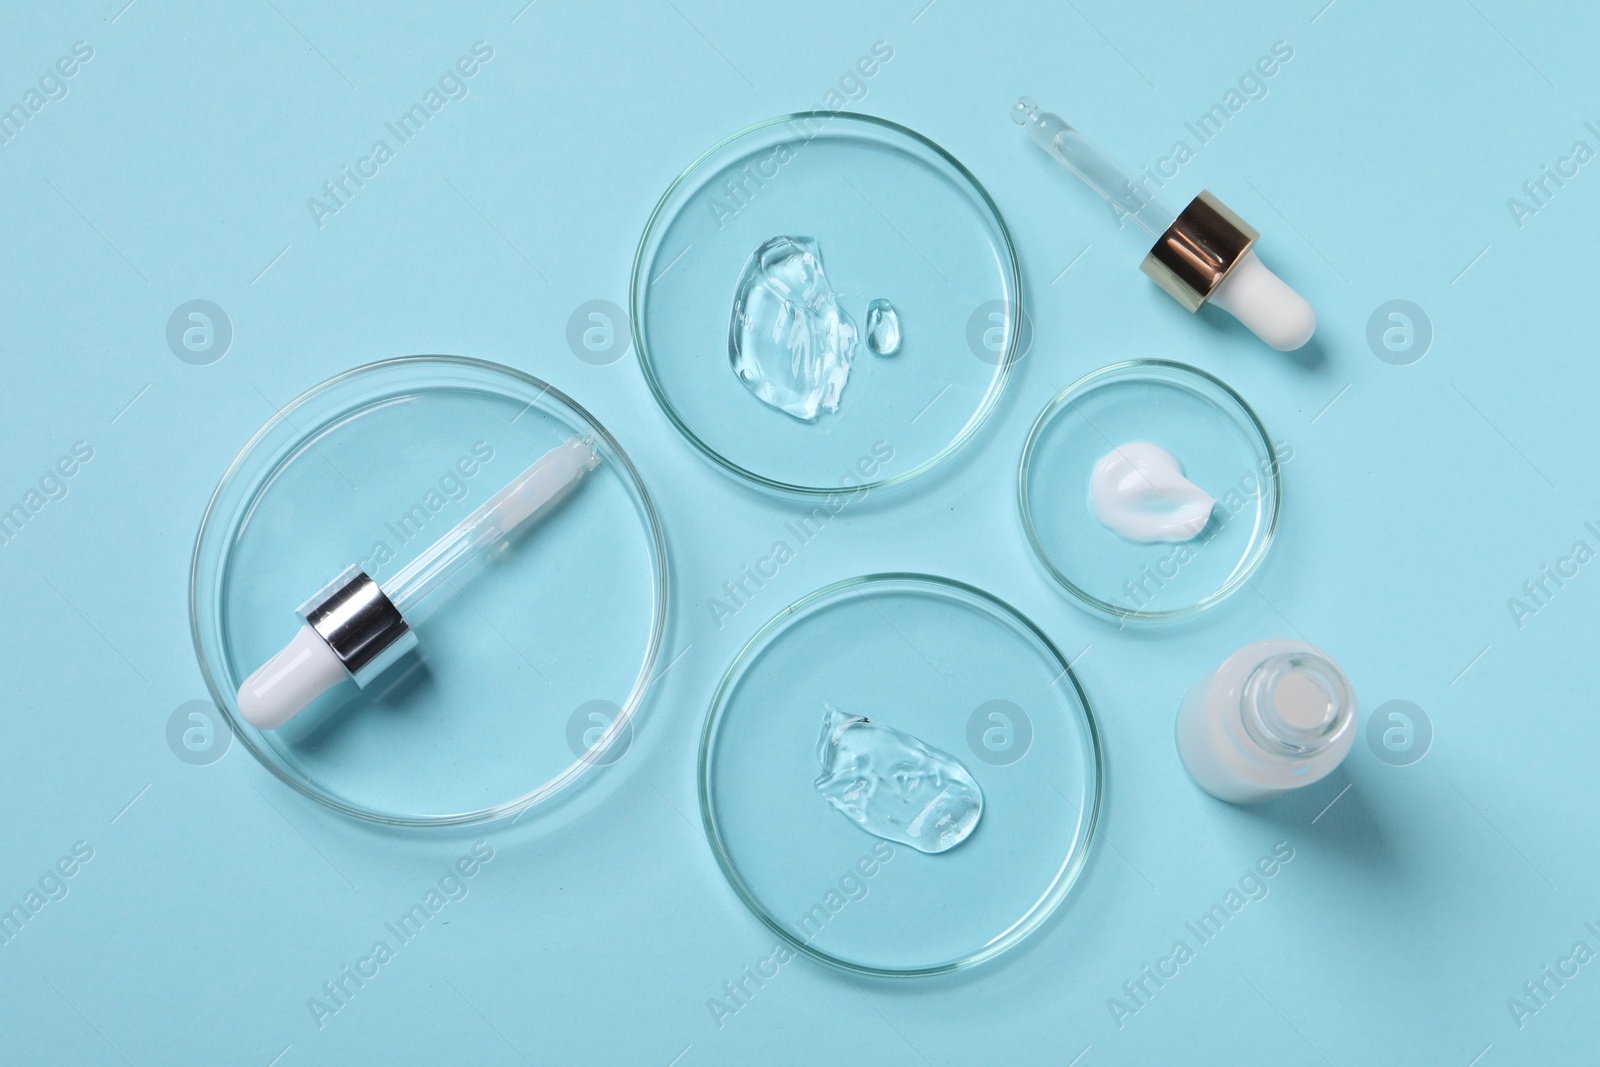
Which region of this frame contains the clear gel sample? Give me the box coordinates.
[729,236,858,421]
[814,704,983,854]
[1089,441,1215,542]
[864,298,902,356]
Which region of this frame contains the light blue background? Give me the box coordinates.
[2,1,1596,1063]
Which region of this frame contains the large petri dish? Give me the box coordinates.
[1019,360,1281,622]
[699,574,1101,976]
[190,357,666,826]
[632,113,1021,495]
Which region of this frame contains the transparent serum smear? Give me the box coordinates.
[814,705,983,854]
[864,298,901,356]
[729,236,857,422]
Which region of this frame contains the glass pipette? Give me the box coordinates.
[1012,98,1314,351]
[237,436,600,729]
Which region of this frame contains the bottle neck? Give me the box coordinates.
[1238,651,1353,759]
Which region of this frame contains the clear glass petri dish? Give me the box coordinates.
[632,112,1021,495]
[699,574,1101,976]
[190,357,667,826]
[1019,360,1281,622]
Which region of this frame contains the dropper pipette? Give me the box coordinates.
[236,436,600,729]
[1012,97,1315,351]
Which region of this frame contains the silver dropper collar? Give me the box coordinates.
[297,565,418,688]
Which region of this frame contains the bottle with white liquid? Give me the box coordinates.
[1176,640,1356,803]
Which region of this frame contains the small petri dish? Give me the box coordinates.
[699,574,1101,976]
[1019,360,1281,622]
[190,357,666,826]
[632,113,1021,495]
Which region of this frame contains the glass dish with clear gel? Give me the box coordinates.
[699,574,1101,976]
[633,113,1021,495]
[1019,360,1281,622]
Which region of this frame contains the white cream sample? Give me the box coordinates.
[1089,441,1214,542]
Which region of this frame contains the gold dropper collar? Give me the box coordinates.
[1140,191,1258,312]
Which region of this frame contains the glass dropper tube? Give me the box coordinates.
[1011,97,1176,238]
[383,436,599,621]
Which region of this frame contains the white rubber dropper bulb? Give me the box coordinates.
[237,623,347,729]
[234,436,599,730]
[1209,249,1316,352]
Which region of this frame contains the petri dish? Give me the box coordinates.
[1019,360,1281,622]
[699,574,1101,976]
[632,113,1021,495]
[190,357,666,826]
